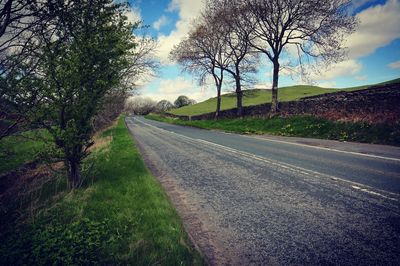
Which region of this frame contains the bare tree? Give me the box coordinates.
[121,26,159,89]
[93,89,132,131]
[0,0,40,46]
[174,95,195,108]
[125,97,157,115]
[170,18,230,119]
[207,0,259,117]
[241,0,358,114]
[156,100,174,112]
[0,0,50,71]
[0,0,49,139]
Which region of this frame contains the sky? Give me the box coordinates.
[127,0,400,103]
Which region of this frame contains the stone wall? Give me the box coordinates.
[165,83,400,124]
[278,83,400,124]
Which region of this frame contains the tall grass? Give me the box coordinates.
[0,117,203,265]
[146,114,400,146]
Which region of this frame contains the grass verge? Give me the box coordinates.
[0,116,203,265]
[146,114,400,146]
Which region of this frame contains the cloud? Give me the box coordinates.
[141,76,216,102]
[317,81,337,88]
[155,0,205,63]
[124,6,142,24]
[388,60,400,69]
[153,15,169,31]
[254,83,272,90]
[346,0,400,58]
[313,60,362,80]
[166,0,203,17]
[167,0,180,12]
[159,76,193,94]
[309,1,399,84]
[355,75,368,81]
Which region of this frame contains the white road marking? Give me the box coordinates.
[351,185,388,198]
[191,138,399,201]
[244,136,400,162]
[131,117,399,201]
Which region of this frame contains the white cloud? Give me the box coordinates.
[355,75,368,81]
[141,76,216,102]
[124,6,142,24]
[159,76,193,94]
[155,0,205,63]
[153,15,169,31]
[309,1,399,85]
[166,0,203,17]
[317,81,337,88]
[346,0,400,58]
[299,0,399,86]
[167,0,180,12]
[313,60,362,80]
[254,83,272,90]
[388,60,400,69]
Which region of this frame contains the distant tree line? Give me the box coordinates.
[170,0,358,118]
[125,95,196,115]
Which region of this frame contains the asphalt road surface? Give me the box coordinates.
[126,116,400,265]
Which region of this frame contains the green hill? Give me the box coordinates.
[169,78,400,116]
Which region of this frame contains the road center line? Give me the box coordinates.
[132,117,400,201]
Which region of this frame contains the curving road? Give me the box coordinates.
[126,116,400,265]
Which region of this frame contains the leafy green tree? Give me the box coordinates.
[21,0,137,187]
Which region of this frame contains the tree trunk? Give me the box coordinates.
[271,60,280,114]
[235,75,243,117]
[69,159,81,188]
[215,84,221,119]
[213,70,223,120]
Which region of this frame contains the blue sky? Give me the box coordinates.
[128,0,400,102]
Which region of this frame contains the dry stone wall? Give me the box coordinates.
[166,83,400,124]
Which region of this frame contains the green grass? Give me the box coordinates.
[0,117,203,265]
[169,78,400,116]
[146,114,400,146]
[0,130,51,175]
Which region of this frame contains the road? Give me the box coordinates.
[126,116,400,265]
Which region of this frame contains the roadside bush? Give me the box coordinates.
[0,216,118,265]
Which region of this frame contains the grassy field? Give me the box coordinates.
[169,78,400,116]
[0,117,203,265]
[146,114,400,146]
